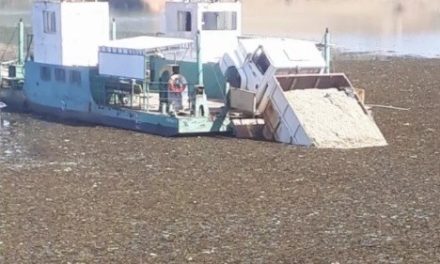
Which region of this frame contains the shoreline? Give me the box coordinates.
[2,42,440,63]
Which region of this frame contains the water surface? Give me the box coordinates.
[1,0,440,57]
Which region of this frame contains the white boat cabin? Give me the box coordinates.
[163,0,242,62]
[32,0,109,66]
[98,36,192,80]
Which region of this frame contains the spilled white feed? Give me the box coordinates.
[284,88,387,149]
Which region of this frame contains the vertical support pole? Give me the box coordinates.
[131,79,135,108]
[143,55,148,111]
[196,30,203,86]
[18,18,25,65]
[143,78,148,111]
[145,81,149,112]
[225,82,230,108]
[143,54,152,112]
[112,18,117,41]
[324,28,331,74]
[0,102,6,127]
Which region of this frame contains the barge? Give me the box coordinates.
[0,0,387,148]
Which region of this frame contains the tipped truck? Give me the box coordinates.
[221,37,387,148]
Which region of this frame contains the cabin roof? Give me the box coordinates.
[99,36,192,54]
[239,37,325,69]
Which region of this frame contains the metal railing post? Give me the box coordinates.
[196,30,203,86]
[18,19,25,65]
[112,18,117,41]
[324,28,331,74]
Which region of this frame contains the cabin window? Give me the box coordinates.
[69,70,81,86]
[43,11,56,34]
[252,48,270,75]
[54,68,66,83]
[177,11,192,32]
[202,12,237,31]
[40,66,51,81]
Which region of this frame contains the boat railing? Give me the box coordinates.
[0,60,17,81]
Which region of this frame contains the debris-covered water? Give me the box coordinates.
[0,112,34,165]
[0,1,440,262]
[0,58,439,263]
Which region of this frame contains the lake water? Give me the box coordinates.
[0,0,440,57]
[0,112,34,165]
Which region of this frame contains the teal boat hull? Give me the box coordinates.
[20,61,232,136]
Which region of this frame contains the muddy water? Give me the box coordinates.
[0,111,95,170]
[0,112,34,165]
[118,0,440,57]
[0,0,439,166]
[0,112,56,166]
[1,0,440,56]
[242,0,440,57]
[141,0,440,57]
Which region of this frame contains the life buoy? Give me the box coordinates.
[167,74,187,93]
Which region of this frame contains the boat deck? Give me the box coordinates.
[123,93,226,117]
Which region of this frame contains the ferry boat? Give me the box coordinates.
[0,0,387,148]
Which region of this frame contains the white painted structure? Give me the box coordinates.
[98,36,192,79]
[163,0,242,62]
[220,37,387,148]
[220,37,326,91]
[220,37,325,145]
[32,1,109,66]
